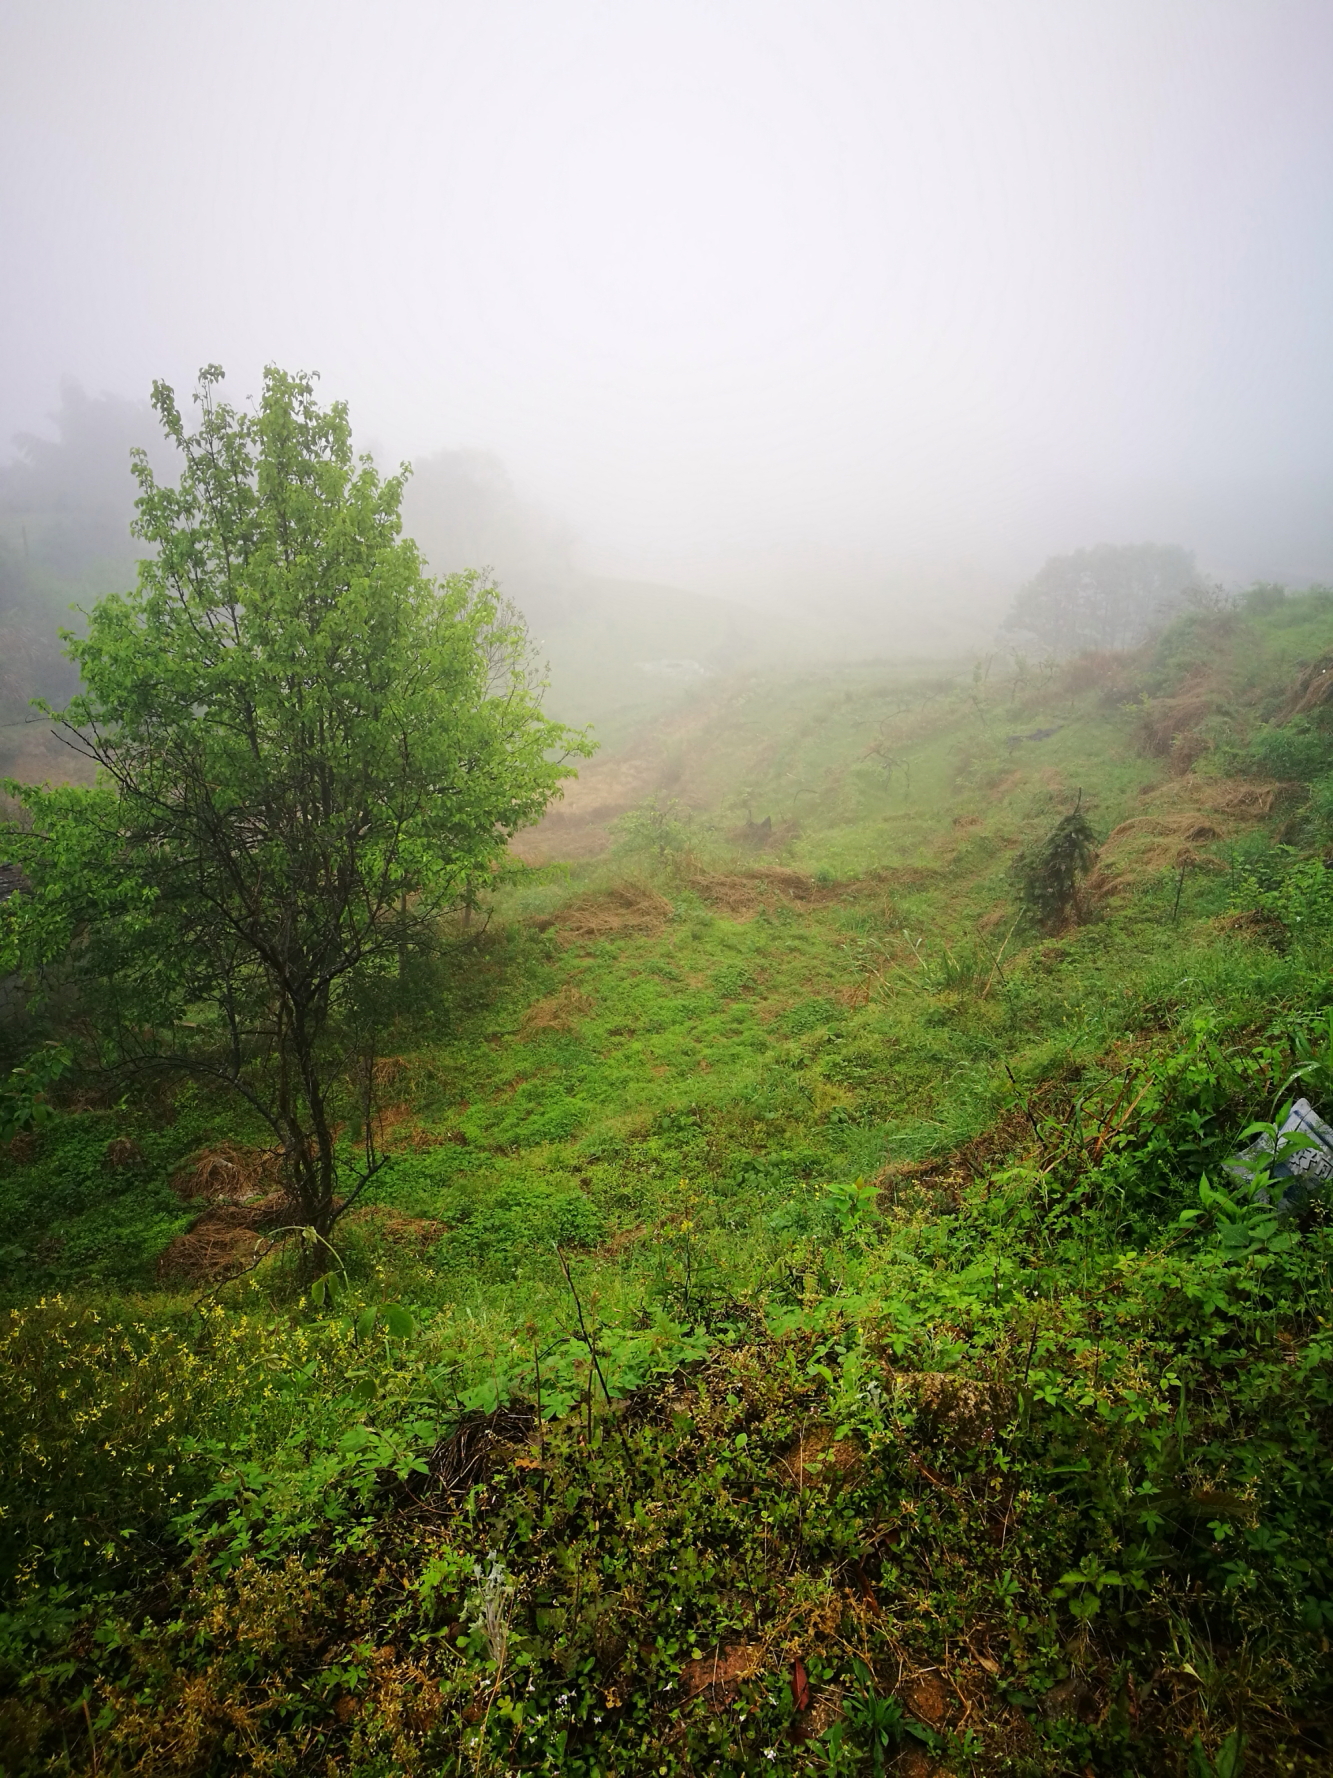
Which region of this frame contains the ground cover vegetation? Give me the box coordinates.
[5,550,1333,1772]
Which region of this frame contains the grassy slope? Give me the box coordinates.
[6,596,1333,1774]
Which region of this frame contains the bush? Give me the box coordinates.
[1242,715,1333,785]
[1012,800,1097,931]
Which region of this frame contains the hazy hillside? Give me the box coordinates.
[8,590,1333,1772]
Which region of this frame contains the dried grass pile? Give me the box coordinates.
[689,867,846,918]
[160,1141,289,1283]
[1086,774,1285,904]
[550,880,672,942]
[1278,650,1333,721]
[156,1207,266,1283]
[170,1140,280,1206]
[1087,811,1227,902]
[343,1206,446,1249]
[1135,686,1221,771]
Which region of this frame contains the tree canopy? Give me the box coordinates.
[1002,542,1198,656]
[2,365,590,1241]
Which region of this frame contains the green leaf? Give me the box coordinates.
[383,1303,415,1341]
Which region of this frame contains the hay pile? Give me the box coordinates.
[550,880,673,942]
[158,1142,289,1284]
[170,1140,281,1206]
[1089,812,1226,897]
[689,867,858,918]
[1135,685,1222,772]
[1086,774,1284,902]
[157,1207,267,1284]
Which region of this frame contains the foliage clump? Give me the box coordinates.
[1012,797,1097,931]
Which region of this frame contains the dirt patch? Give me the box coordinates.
[904,1670,955,1730]
[790,1687,845,1743]
[550,880,672,942]
[776,1425,864,1490]
[680,1642,765,1704]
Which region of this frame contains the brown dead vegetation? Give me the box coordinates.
[688,868,822,917]
[548,880,673,942]
[519,983,595,1036]
[1056,647,1146,701]
[1277,650,1333,721]
[156,1207,268,1283]
[776,1425,864,1490]
[170,1140,281,1206]
[1083,772,1287,904]
[371,1102,457,1150]
[1134,654,1235,771]
[543,867,869,941]
[342,1206,446,1249]
[162,1142,294,1281]
[414,1405,537,1503]
[891,1372,1015,1449]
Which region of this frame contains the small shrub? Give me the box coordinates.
[1013,798,1097,931]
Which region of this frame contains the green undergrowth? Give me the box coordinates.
[8,591,1333,1772]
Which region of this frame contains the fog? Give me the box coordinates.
[4,0,1333,653]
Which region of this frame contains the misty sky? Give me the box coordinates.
[4,0,1333,607]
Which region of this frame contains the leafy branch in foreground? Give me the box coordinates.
[1,364,592,1243]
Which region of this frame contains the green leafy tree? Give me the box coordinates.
[1013,795,1097,931]
[2,366,590,1242]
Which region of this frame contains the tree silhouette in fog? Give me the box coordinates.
[1003,542,1197,655]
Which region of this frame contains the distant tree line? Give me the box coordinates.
[1002,541,1200,656]
[0,384,163,728]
